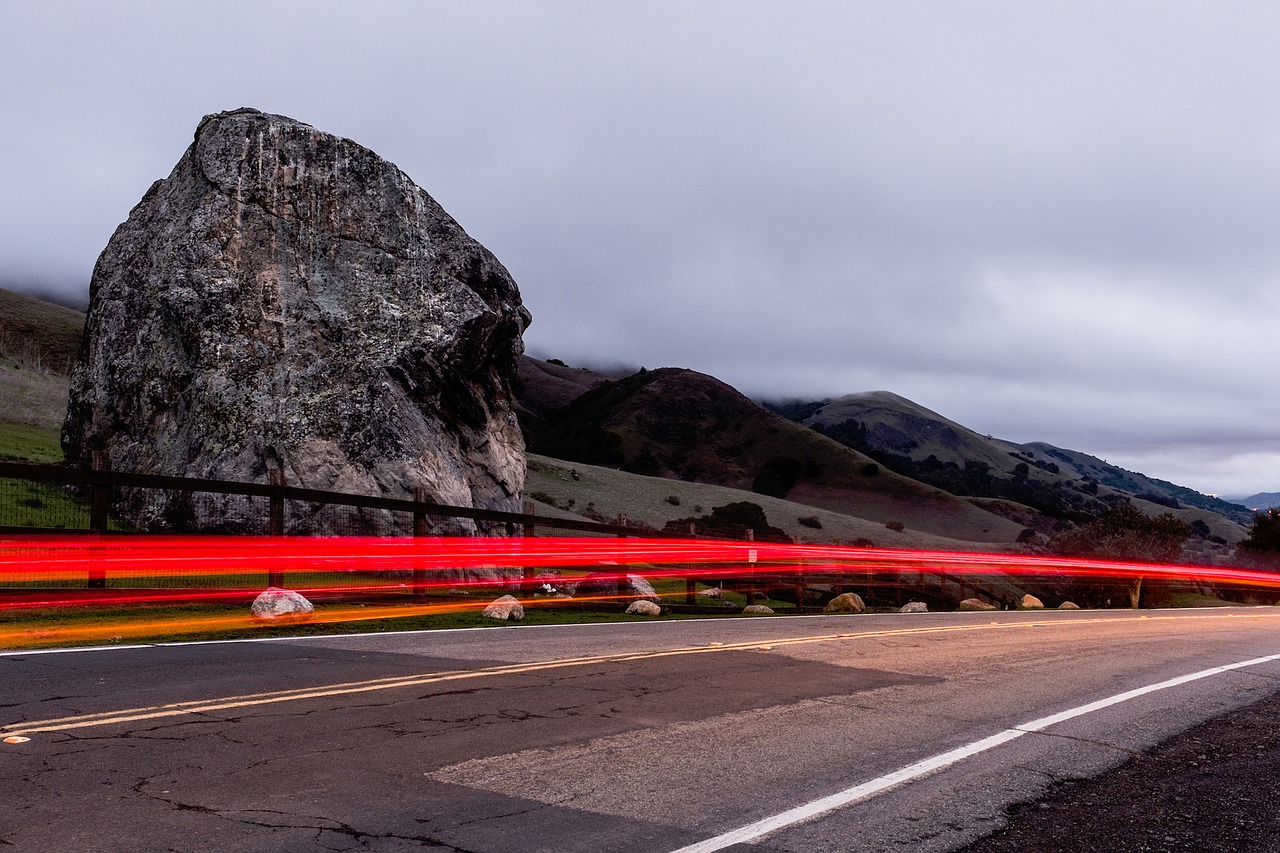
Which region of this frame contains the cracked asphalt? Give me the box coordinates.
[4,609,1280,852]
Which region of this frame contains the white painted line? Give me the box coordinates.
[669,650,1280,853]
[0,644,153,657]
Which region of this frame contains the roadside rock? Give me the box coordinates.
[1058,600,1081,610]
[698,586,724,599]
[743,604,775,615]
[64,108,530,535]
[482,595,524,621]
[578,572,659,602]
[958,598,999,611]
[1019,594,1045,610]
[626,600,661,616]
[251,587,313,620]
[824,592,866,614]
[626,574,660,602]
[900,601,929,613]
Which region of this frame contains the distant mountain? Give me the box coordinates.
[766,391,1252,533]
[526,367,1028,543]
[1228,492,1280,511]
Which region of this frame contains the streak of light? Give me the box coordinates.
[2,534,1278,647]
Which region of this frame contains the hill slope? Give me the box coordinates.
[0,287,84,376]
[779,391,1251,531]
[528,368,1027,543]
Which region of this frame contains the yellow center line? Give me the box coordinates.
[5,611,1276,738]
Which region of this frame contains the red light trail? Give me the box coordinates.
[1,535,1276,647]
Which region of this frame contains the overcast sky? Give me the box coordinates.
[2,1,1277,498]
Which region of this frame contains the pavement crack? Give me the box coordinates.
[1023,729,1140,756]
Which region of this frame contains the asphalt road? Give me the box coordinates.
[4,608,1280,852]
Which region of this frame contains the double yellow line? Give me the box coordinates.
[5,611,1273,740]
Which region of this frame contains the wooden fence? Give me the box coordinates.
[0,459,1016,609]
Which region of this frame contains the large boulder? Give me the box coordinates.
[1019,594,1045,610]
[958,598,999,611]
[63,108,531,534]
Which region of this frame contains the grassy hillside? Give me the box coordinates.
[526,453,1012,551]
[0,287,84,376]
[0,287,82,460]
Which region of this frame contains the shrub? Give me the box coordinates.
[665,495,681,506]
[798,515,822,529]
[862,463,879,477]
[753,456,803,499]
[885,520,905,532]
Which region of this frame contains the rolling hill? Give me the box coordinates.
[771,391,1252,538]
[527,367,1028,544]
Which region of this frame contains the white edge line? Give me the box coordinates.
[668,650,1280,853]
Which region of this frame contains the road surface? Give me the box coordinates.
[4,608,1280,852]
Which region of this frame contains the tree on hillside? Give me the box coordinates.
[1049,504,1190,608]
[1238,509,1280,569]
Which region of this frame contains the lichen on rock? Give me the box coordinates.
[63,108,530,533]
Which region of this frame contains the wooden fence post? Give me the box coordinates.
[88,451,109,588]
[413,487,429,598]
[522,501,537,592]
[744,528,755,606]
[685,523,696,604]
[268,467,285,588]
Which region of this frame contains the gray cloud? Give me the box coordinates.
[2,1,1277,496]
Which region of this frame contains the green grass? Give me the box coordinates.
[0,478,91,529]
[1168,592,1235,608]
[0,420,62,462]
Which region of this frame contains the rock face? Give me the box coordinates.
[63,108,530,533]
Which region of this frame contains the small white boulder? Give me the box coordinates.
[626,600,662,616]
[824,592,866,614]
[251,587,314,621]
[900,601,928,613]
[743,605,775,615]
[482,594,525,621]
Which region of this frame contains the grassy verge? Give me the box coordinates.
[0,593,769,651]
